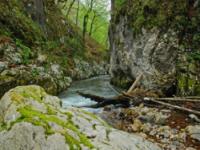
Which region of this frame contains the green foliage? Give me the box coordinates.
[61,0,110,47]
[0,0,45,45]
[16,39,31,65]
[115,0,125,10]
[18,106,94,149]
[31,68,40,77]
[189,52,200,61]
[113,0,200,54]
[44,41,60,50]
[0,28,12,37]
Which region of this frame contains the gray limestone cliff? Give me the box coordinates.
[109,0,200,96]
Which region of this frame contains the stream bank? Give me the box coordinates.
[0,38,109,97]
[59,76,200,150]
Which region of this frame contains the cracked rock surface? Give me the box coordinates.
[0,85,161,150]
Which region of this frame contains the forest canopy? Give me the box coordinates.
[59,0,111,47]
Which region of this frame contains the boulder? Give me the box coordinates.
[0,85,161,150]
[186,125,200,142]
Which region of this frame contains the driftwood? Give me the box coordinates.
[127,73,143,93]
[77,74,200,116]
[78,91,200,116]
[77,91,131,108]
[155,97,200,103]
[185,96,200,99]
[144,98,200,116]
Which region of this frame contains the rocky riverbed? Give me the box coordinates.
[101,104,200,150]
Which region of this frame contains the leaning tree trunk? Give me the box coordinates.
[76,0,80,25]
[35,0,46,30]
[82,0,94,41]
[66,0,76,18]
[89,13,96,36]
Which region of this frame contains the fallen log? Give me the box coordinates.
[77,91,200,116]
[155,97,200,103]
[144,97,200,116]
[77,91,131,107]
[185,96,200,99]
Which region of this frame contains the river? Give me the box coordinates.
[59,75,118,112]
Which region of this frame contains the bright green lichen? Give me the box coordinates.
[17,106,94,149]
[47,106,57,115]
[80,109,110,128]
[10,86,46,103]
[0,122,7,132]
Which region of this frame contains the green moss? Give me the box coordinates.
[9,92,26,103]
[177,74,200,96]
[47,106,57,115]
[18,106,94,149]
[16,39,31,65]
[10,86,46,103]
[80,110,110,128]
[114,0,200,52]
[0,75,15,82]
[0,122,7,132]
[111,76,132,89]
[0,0,45,45]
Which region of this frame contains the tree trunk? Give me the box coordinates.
[89,14,96,36]
[35,0,46,29]
[66,0,76,17]
[76,0,80,25]
[82,0,94,41]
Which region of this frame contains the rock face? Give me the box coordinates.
[0,85,161,150]
[110,25,178,94]
[109,0,200,96]
[71,59,108,80]
[0,40,72,96]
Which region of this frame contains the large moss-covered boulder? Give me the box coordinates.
[0,85,161,150]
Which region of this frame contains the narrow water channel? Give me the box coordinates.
[59,75,118,112]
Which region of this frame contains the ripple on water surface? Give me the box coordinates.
[59,75,118,112]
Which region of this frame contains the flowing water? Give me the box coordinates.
[59,75,118,112]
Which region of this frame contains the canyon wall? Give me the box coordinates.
[109,0,200,96]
